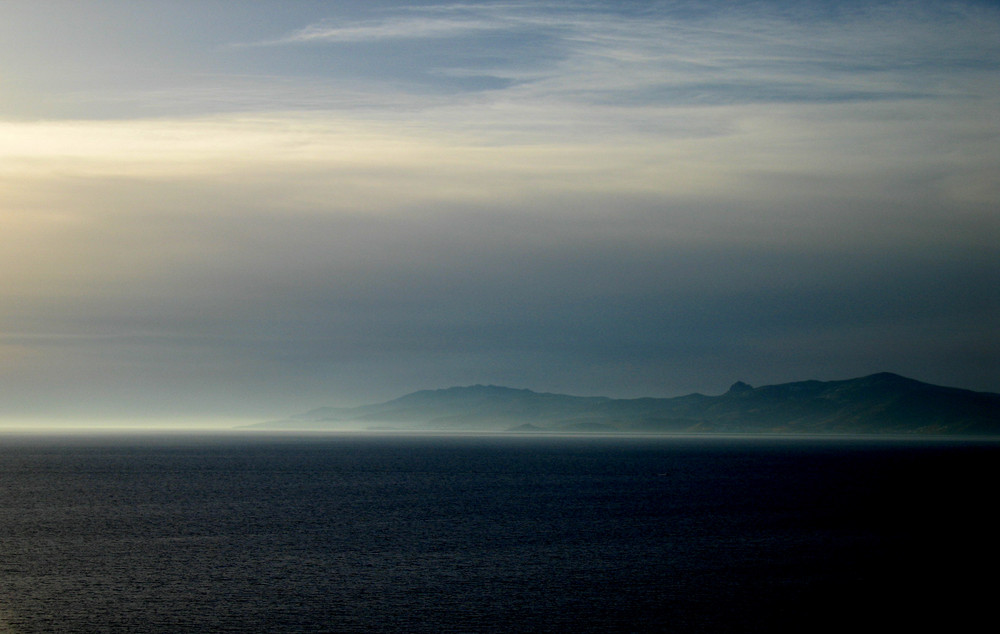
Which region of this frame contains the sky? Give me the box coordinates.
[1,0,998,423]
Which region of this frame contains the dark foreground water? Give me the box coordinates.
[0,433,996,633]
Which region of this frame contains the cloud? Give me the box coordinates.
[1,1,998,419]
[273,16,503,44]
[255,2,1000,107]
[256,2,560,45]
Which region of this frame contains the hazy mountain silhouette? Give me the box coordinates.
[252,373,1000,435]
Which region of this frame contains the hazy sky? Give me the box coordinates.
[2,0,998,421]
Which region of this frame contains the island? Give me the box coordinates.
[247,373,1000,435]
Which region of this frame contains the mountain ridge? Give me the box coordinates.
[250,373,1000,435]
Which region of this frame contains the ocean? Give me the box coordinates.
[0,433,996,633]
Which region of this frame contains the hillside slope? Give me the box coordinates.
[251,373,1000,435]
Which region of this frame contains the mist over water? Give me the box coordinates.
[0,418,262,435]
[0,433,994,632]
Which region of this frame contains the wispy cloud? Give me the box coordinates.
[257,2,556,44]
[256,2,1000,108]
[273,16,501,44]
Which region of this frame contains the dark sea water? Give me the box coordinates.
[0,433,996,633]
